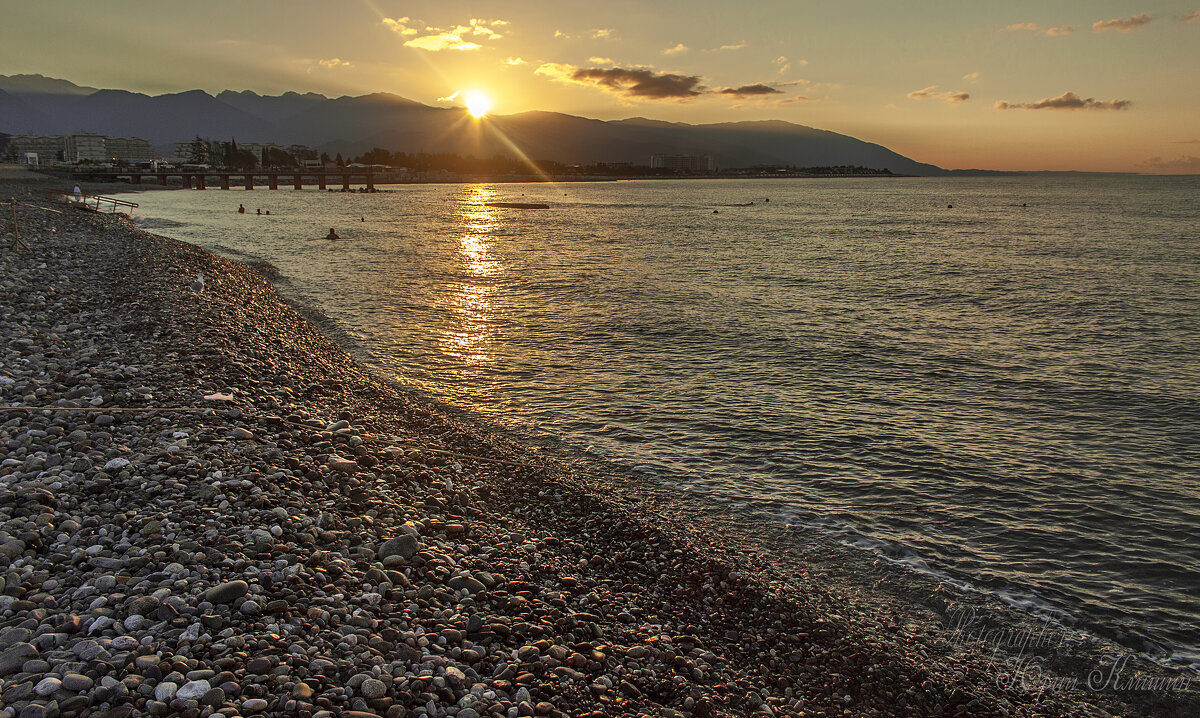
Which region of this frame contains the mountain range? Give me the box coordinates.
[0,74,947,175]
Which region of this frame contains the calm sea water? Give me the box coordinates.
[130,176,1200,665]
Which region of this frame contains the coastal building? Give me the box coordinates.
[288,144,318,161]
[105,136,154,162]
[7,134,64,163]
[64,132,108,163]
[650,154,715,172]
[167,141,193,164]
[240,142,284,156]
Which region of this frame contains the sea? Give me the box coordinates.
[127,175,1200,668]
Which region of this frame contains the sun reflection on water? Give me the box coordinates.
[439,185,502,398]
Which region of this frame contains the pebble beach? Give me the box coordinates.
[0,177,1195,718]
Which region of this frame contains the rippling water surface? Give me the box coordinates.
[131,176,1200,663]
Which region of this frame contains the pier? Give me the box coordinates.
[62,169,378,191]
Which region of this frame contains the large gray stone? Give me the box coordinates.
[0,643,38,676]
[176,679,211,701]
[327,456,358,473]
[447,575,487,596]
[359,678,386,699]
[204,580,249,604]
[378,535,418,561]
[155,681,178,701]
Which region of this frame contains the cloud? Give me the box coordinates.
[382,17,419,36]
[718,42,747,51]
[317,57,352,69]
[536,64,810,104]
[537,64,704,99]
[592,28,614,39]
[554,29,570,39]
[504,57,524,66]
[995,91,1131,110]
[1140,155,1200,171]
[1093,14,1151,32]
[907,85,970,103]
[1182,10,1200,23]
[437,91,460,102]
[1003,22,1073,36]
[774,55,792,74]
[963,71,980,81]
[717,84,783,97]
[405,33,480,51]
[588,56,614,64]
[662,43,689,55]
[385,17,506,51]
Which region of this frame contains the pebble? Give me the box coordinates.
[155,681,178,701]
[359,677,387,698]
[242,698,269,713]
[177,679,211,700]
[34,676,62,696]
[62,672,94,691]
[378,534,419,561]
[327,455,358,473]
[204,579,249,603]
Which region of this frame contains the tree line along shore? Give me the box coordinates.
[0,176,1195,718]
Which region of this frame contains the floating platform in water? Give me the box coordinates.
[484,202,550,209]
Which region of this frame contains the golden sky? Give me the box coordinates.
[2,0,1198,172]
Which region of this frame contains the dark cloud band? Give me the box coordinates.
[717,83,783,97]
[995,91,1131,110]
[570,67,704,98]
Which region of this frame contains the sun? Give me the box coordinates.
[464,90,493,118]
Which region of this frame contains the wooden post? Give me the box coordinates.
[293,174,302,190]
[196,175,205,190]
[342,174,351,191]
[158,174,167,186]
[220,175,230,190]
[9,201,31,252]
[318,173,326,190]
[269,174,278,190]
[245,174,254,190]
[366,173,375,190]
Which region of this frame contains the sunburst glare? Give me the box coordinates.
[464,90,492,118]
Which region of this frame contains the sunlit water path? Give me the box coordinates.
[131,176,1200,666]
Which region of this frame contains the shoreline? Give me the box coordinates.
[1,176,1197,717]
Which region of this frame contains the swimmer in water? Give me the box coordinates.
[326,228,340,240]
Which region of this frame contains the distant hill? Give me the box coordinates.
[0,74,947,175]
[0,74,97,95]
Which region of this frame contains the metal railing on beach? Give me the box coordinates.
[43,189,139,215]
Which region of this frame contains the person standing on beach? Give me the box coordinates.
[73,185,82,202]
[238,204,245,214]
